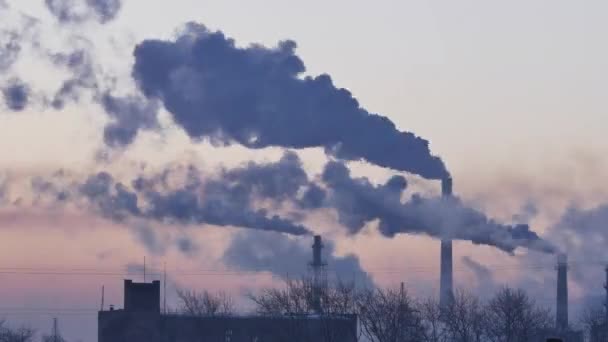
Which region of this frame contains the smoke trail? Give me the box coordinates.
[74,160,312,236]
[223,231,373,287]
[131,23,447,179]
[462,256,495,293]
[2,78,29,111]
[45,0,122,24]
[319,161,555,254]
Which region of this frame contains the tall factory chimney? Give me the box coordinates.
[604,266,608,324]
[440,177,454,308]
[310,235,327,314]
[556,253,569,331]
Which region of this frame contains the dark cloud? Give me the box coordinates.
[101,93,160,147]
[220,151,309,202]
[75,158,312,236]
[45,0,122,24]
[86,0,122,23]
[223,231,373,287]
[2,78,29,111]
[50,49,98,109]
[131,22,447,179]
[0,30,22,71]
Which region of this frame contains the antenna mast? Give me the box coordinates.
[163,261,167,314]
[100,285,105,311]
[143,256,146,282]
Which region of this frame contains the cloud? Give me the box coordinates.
[45,0,122,25]
[2,78,30,111]
[73,158,313,236]
[101,93,160,147]
[49,47,99,109]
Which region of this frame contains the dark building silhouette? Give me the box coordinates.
[124,279,160,312]
[98,279,357,342]
[99,236,357,342]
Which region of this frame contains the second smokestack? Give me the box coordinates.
[440,176,454,307]
[556,253,568,331]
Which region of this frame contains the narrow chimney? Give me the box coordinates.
[311,235,326,314]
[603,266,608,325]
[556,253,568,331]
[440,176,454,307]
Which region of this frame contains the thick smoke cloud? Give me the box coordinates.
[223,231,373,288]
[45,0,122,24]
[319,161,555,254]
[2,78,29,111]
[31,152,553,254]
[131,23,447,179]
[75,157,312,236]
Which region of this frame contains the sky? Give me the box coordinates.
[2,0,608,341]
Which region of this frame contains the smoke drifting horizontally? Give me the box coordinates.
[30,152,555,254]
[131,23,448,180]
[0,1,556,265]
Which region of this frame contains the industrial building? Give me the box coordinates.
[98,236,358,342]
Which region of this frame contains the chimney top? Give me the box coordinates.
[557,253,568,265]
[441,177,453,197]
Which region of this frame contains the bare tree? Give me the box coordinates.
[176,288,235,316]
[356,286,426,342]
[248,277,360,342]
[441,290,486,342]
[41,335,67,342]
[420,297,448,342]
[0,321,35,342]
[484,287,552,342]
[248,278,315,315]
[580,301,608,342]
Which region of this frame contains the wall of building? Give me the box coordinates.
[98,311,358,342]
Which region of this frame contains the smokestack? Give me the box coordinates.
[440,176,454,307]
[310,235,326,314]
[556,253,568,331]
[604,266,608,324]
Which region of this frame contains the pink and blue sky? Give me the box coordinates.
[1,1,608,341]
